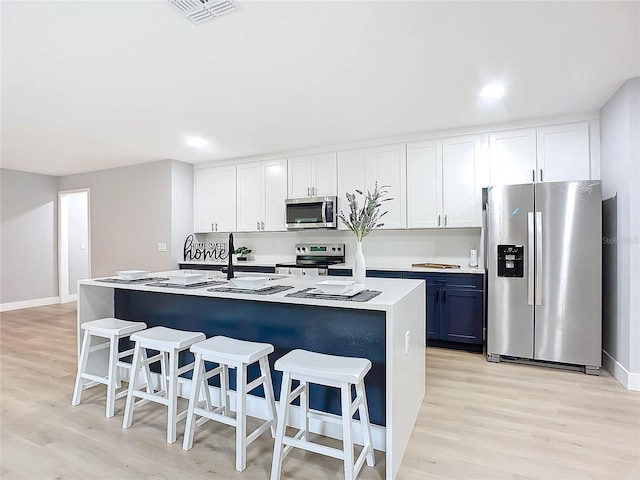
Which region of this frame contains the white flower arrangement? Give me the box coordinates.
[338,183,392,242]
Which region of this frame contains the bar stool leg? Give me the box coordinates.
[235,363,247,471]
[105,335,119,418]
[271,371,292,480]
[183,353,204,450]
[300,380,309,440]
[341,382,355,480]
[123,342,142,429]
[259,357,278,437]
[220,364,230,416]
[356,381,375,467]
[72,331,93,406]
[167,348,179,444]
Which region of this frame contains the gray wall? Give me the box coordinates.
[170,160,194,265]
[59,160,178,277]
[600,76,640,381]
[0,169,59,304]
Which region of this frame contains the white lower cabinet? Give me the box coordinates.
[489,122,591,185]
[337,144,406,230]
[193,165,237,233]
[407,135,482,228]
[237,159,287,232]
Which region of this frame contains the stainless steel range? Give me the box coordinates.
[275,243,345,275]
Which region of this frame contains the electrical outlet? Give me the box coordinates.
[157,243,167,252]
[80,243,86,250]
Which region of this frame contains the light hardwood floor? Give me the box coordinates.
[1,303,639,480]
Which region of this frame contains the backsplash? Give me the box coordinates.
[195,228,483,269]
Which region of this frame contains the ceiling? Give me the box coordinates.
[1,1,639,176]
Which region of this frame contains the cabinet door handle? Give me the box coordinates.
[307,187,310,196]
[532,169,536,182]
[257,221,260,230]
[435,290,439,302]
[438,215,441,227]
[261,221,265,230]
[540,169,543,182]
[211,222,214,232]
[443,290,447,302]
[444,215,448,226]
[312,187,316,196]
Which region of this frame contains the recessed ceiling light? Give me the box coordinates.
[480,83,506,101]
[185,136,209,149]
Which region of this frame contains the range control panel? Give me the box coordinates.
[294,243,344,257]
[497,244,524,278]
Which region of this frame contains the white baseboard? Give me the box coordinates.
[603,350,640,392]
[0,296,61,312]
[61,294,78,304]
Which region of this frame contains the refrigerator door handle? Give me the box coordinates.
[528,212,534,305]
[535,211,543,306]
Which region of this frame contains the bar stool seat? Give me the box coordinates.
[271,349,375,480]
[183,336,278,472]
[122,326,205,444]
[72,318,147,418]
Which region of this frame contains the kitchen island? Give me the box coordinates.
[77,273,425,480]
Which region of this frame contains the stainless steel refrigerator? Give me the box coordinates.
[485,180,602,374]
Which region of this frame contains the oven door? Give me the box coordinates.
[285,197,337,229]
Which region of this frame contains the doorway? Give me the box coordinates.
[58,189,91,303]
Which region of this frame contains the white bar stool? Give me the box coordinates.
[271,349,375,480]
[122,326,205,444]
[182,336,278,472]
[72,317,147,418]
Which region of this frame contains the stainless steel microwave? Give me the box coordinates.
[285,196,337,230]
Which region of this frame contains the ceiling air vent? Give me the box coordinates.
[168,0,236,25]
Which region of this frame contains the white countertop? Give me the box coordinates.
[80,272,425,312]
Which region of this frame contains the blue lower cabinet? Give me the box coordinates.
[180,263,275,274]
[404,272,483,350]
[328,269,403,279]
[328,268,351,277]
[367,270,403,279]
[440,287,483,344]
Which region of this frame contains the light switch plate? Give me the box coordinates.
[157,243,167,252]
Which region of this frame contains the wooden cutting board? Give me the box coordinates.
[411,262,461,269]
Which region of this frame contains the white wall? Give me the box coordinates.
[170,160,194,266]
[58,160,178,277]
[599,76,640,390]
[194,228,482,270]
[0,169,59,305]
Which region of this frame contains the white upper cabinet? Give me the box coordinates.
[369,144,407,229]
[263,160,288,231]
[442,135,483,227]
[237,159,288,232]
[406,140,442,228]
[407,136,482,229]
[337,144,406,230]
[193,165,237,233]
[489,128,537,185]
[288,153,337,198]
[536,122,590,183]
[489,122,591,185]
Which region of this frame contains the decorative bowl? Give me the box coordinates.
[116,270,150,280]
[167,272,206,285]
[315,280,356,295]
[229,276,270,289]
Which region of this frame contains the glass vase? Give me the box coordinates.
[353,241,366,285]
